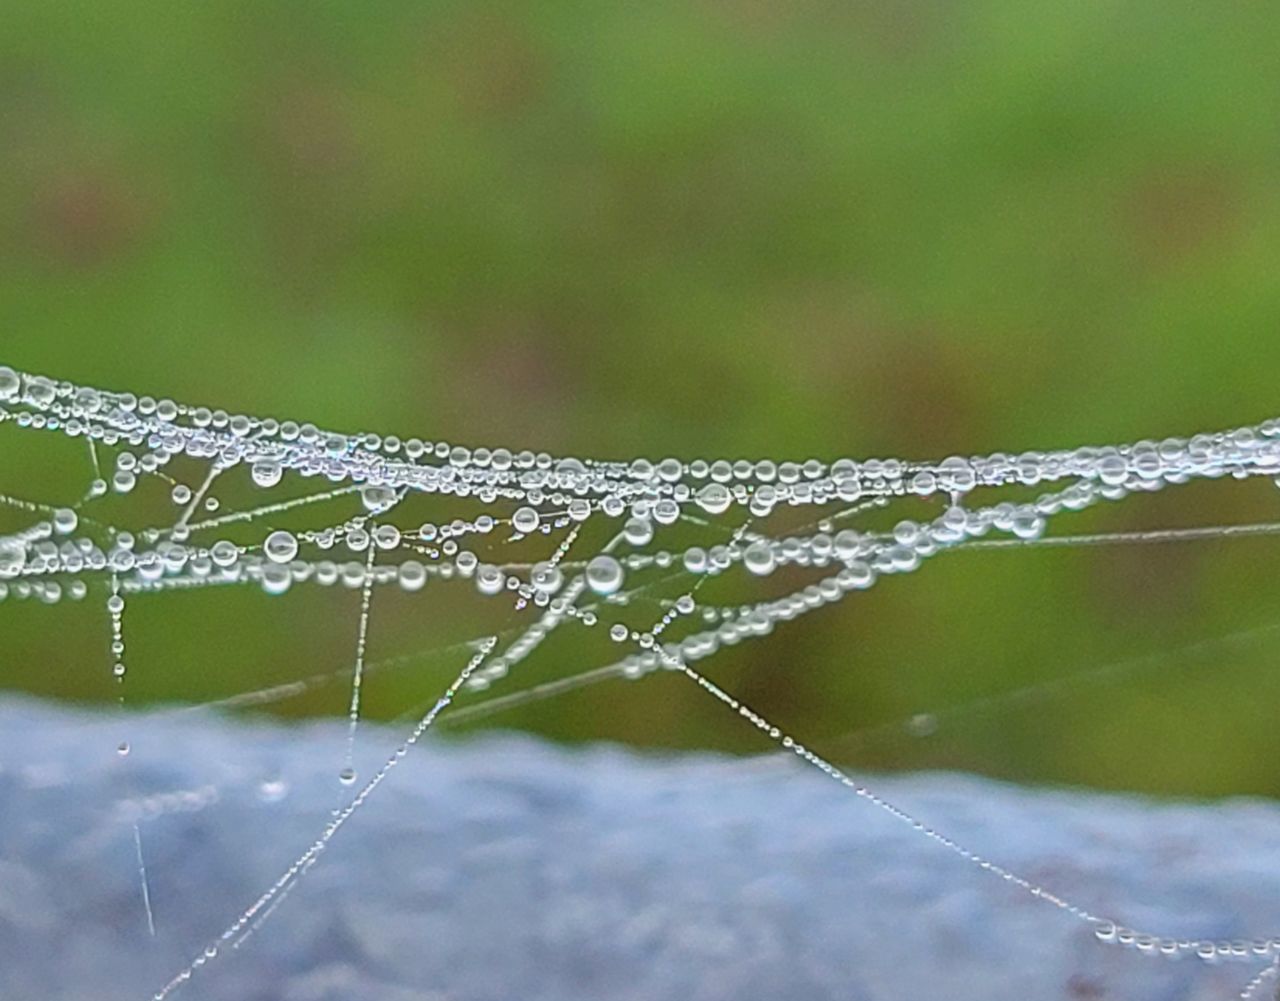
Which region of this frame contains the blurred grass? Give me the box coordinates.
[2,1,1279,797]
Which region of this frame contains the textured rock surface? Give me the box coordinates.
[0,697,1277,1001]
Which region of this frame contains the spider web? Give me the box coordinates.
[1,363,1279,1000]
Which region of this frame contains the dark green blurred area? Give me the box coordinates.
[2,2,1280,798]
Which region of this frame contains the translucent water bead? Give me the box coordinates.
[696,483,732,515]
[251,460,283,488]
[530,562,564,595]
[263,531,299,564]
[361,485,396,512]
[260,563,292,595]
[0,366,21,400]
[743,541,777,576]
[475,565,506,596]
[397,560,427,592]
[0,542,26,578]
[512,507,540,534]
[372,524,401,550]
[585,555,625,595]
[623,517,654,546]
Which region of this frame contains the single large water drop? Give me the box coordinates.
[585,555,625,595]
[743,541,776,577]
[263,530,298,564]
[696,483,731,515]
[252,460,283,489]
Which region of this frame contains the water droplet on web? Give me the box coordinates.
[0,542,25,579]
[210,540,238,567]
[530,562,563,595]
[257,779,289,803]
[260,564,292,596]
[512,507,540,534]
[373,524,401,550]
[1010,511,1045,540]
[696,483,731,515]
[263,530,299,564]
[907,713,938,737]
[338,767,357,786]
[0,366,20,400]
[475,565,505,596]
[252,460,283,489]
[623,517,653,546]
[361,485,396,512]
[585,555,624,595]
[743,541,776,576]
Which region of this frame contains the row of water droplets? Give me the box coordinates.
[2,363,1279,997]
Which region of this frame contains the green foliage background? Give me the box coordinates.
[3,2,1279,797]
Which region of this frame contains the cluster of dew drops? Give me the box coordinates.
[5,364,1280,983]
[5,362,1280,699]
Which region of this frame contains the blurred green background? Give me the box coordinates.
[2,1,1280,798]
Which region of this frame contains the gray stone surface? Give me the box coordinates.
[0,697,1277,1001]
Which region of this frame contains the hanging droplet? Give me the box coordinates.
[530,561,564,595]
[682,547,708,574]
[1010,511,1045,540]
[743,541,776,577]
[361,485,396,512]
[512,507,540,534]
[0,542,25,579]
[210,540,239,567]
[623,517,653,546]
[260,563,292,595]
[263,530,298,564]
[0,366,20,401]
[251,460,283,488]
[585,555,624,595]
[696,483,731,515]
[475,565,506,596]
[373,524,401,550]
[397,560,427,592]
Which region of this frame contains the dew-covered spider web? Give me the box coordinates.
[2,363,1280,1000]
